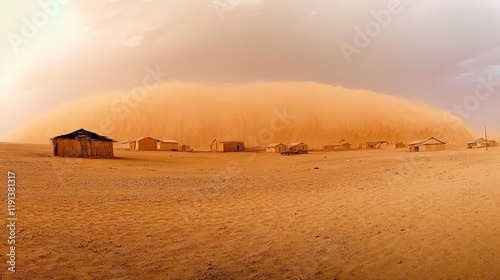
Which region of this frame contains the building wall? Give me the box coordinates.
[159,142,178,151]
[395,143,406,149]
[180,145,191,152]
[222,142,245,152]
[129,142,136,151]
[89,141,114,158]
[410,144,445,152]
[136,138,158,151]
[211,142,219,152]
[366,142,380,149]
[54,139,81,157]
[211,142,244,152]
[421,144,446,152]
[53,138,114,158]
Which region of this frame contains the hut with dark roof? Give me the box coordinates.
[51,128,115,158]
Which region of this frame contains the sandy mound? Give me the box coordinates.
[7,82,472,149]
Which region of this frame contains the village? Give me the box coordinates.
[50,128,499,158]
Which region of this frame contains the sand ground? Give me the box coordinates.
[0,143,499,279]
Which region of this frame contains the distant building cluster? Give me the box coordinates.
[50,129,498,158]
[467,138,498,149]
[122,137,191,152]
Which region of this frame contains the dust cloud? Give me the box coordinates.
[7,82,472,149]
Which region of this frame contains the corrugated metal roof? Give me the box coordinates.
[131,136,159,142]
[408,137,445,146]
[267,143,286,148]
[213,140,244,143]
[160,140,178,143]
[289,142,306,147]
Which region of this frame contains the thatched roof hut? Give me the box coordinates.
[51,128,115,158]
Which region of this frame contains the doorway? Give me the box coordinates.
[78,136,90,157]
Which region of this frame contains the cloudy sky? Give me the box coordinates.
[1,0,500,139]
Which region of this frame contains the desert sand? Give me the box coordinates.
[1,143,499,279]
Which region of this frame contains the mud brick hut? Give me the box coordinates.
[51,128,115,158]
[266,143,288,153]
[288,142,309,153]
[324,141,351,151]
[408,137,446,152]
[211,139,245,152]
[158,140,179,151]
[129,137,159,151]
[395,141,407,149]
[179,145,192,152]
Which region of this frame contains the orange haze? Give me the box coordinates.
[7,82,472,150]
